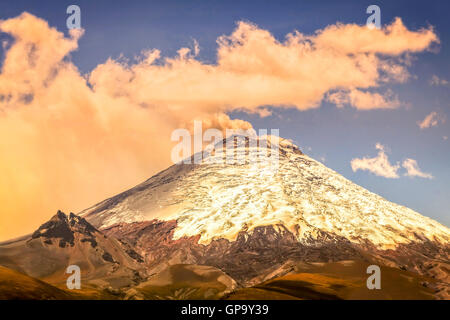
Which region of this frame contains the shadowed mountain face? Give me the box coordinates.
[31,211,99,248]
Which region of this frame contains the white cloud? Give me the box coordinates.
[352,144,434,179]
[418,111,444,129]
[351,143,400,178]
[402,158,433,179]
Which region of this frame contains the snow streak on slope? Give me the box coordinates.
[81,137,450,249]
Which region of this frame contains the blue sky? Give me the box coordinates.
[1,0,449,228]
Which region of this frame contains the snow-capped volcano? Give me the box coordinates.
[2,135,448,298]
[77,135,449,296]
[81,135,449,249]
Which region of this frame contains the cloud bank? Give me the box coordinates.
[0,13,438,240]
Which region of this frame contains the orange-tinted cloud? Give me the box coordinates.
[327,89,400,110]
[351,144,434,179]
[0,13,439,240]
[418,111,445,129]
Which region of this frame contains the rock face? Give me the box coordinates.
[0,211,145,288]
[32,211,98,248]
[103,220,365,285]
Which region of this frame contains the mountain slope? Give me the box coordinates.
[0,211,145,289]
[81,136,449,248]
[79,136,449,297]
[226,260,436,300]
[0,265,76,300]
[125,264,237,300]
